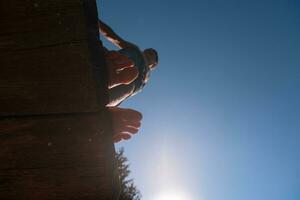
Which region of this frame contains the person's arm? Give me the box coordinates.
[98,19,136,49]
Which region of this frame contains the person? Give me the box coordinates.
[100,19,158,142]
[99,19,159,106]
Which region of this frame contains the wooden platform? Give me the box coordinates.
[0,113,116,200]
[0,0,119,199]
[0,0,107,116]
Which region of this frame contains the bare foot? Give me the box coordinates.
[105,51,138,89]
[109,107,142,143]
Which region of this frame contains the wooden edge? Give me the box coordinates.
[82,2,120,198]
[82,0,109,107]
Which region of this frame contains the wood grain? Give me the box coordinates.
[0,0,108,116]
[0,0,118,199]
[0,113,116,200]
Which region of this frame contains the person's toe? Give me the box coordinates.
[120,109,143,121]
[119,133,132,140]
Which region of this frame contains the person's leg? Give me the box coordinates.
[116,67,138,85]
[108,107,142,143]
[105,51,138,89]
[107,84,134,107]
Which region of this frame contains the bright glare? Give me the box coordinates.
[154,190,190,200]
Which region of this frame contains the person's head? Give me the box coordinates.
[143,48,159,70]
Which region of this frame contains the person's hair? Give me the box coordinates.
[145,48,158,63]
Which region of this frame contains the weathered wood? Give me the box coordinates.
[0,112,116,200]
[0,0,119,199]
[0,0,108,116]
[0,1,119,199]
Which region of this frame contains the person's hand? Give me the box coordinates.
[105,51,138,89]
[108,107,142,143]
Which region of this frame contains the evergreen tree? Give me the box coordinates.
[115,148,142,200]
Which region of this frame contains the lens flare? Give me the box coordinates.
[154,189,191,200]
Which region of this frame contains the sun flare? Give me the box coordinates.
[154,190,190,200]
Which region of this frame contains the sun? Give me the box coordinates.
[154,190,190,200]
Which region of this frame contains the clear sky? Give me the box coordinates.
[97,1,300,200]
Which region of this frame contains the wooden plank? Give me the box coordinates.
[0,0,108,116]
[0,0,84,19]
[0,44,99,115]
[0,112,116,200]
[0,2,86,51]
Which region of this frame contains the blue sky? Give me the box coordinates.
[97,1,300,200]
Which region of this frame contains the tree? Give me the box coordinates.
[115,148,142,200]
